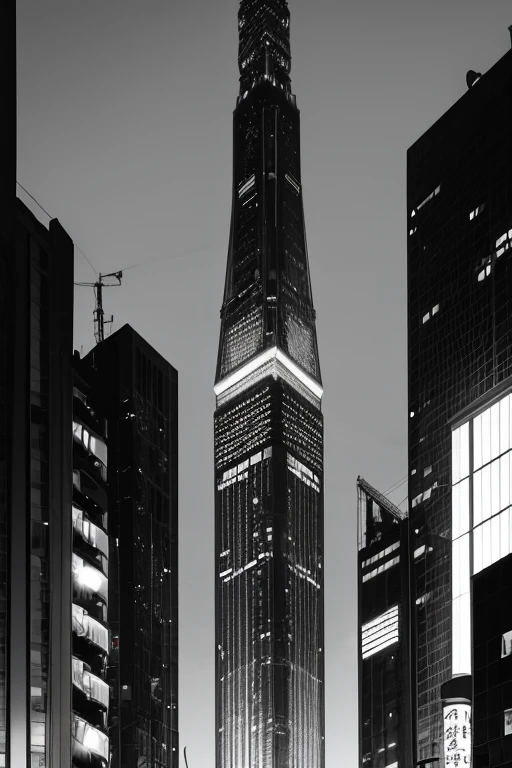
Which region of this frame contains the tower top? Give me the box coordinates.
[238,0,292,96]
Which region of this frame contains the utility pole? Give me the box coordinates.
[75,270,123,344]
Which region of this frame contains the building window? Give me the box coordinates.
[502,630,512,658]
[361,605,399,659]
[451,392,512,675]
[505,709,512,736]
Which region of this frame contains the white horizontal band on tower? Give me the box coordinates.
[214,345,323,400]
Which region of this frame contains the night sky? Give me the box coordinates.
[17,1,512,765]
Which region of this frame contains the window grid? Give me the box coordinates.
[451,392,512,675]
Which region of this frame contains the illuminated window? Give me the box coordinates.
[452,392,512,675]
[469,204,485,220]
[422,304,440,324]
[502,629,512,658]
[505,709,512,736]
[361,605,399,659]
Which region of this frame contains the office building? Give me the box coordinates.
[213,1,325,766]
[357,477,412,768]
[407,39,512,761]
[84,325,178,768]
[3,199,74,768]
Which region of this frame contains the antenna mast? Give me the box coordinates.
[75,271,123,344]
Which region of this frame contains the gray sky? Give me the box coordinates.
[17,1,511,765]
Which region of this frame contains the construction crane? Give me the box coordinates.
[75,271,123,345]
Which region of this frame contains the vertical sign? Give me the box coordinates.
[443,703,471,767]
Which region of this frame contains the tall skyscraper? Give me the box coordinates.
[357,477,412,768]
[407,39,512,762]
[84,325,179,768]
[3,199,74,768]
[213,2,324,767]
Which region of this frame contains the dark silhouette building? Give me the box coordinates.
[357,477,412,768]
[84,325,178,768]
[473,553,512,768]
[407,39,512,761]
[214,1,324,766]
[2,199,74,768]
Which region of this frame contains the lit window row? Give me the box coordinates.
[285,173,300,194]
[422,304,440,324]
[361,606,399,659]
[469,204,485,220]
[411,184,441,217]
[362,556,400,583]
[412,481,438,508]
[477,262,492,282]
[361,541,400,569]
[238,173,256,197]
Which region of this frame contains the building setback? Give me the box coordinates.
[407,38,512,762]
[213,2,325,767]
[2,199,74,768]
[357,477,412,768]
[84,325,178,768]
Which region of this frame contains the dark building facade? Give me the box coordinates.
[407,42,512,760]
[473,552,512,768]
[2,199,74,768]
[357,477,412,768]
[84,325,178,768]
[214,2,324,767]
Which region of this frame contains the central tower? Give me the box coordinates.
[214,3,325,767]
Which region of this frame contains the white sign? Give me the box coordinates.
[443,703,471,767]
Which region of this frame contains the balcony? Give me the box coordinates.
[72,714,109,767]
[72,554,108,604]
[72,657,110,711]
[72,603,109,654]
[72,506,109,577]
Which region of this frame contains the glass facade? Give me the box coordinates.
[407,46,512,758]
[357,478,412,768]
[215,3,324,766]
[84,326,178,768]
[473,553,512,767]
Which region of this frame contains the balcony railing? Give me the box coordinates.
[72,713,109,762]
[72,506,108,559]
[72,657,110,710]
[72,604,109,653]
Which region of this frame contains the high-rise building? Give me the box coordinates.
[407,39,512,761]
[84,325,178,768]
[71,360,111,768]
[3,199,74,768]
[357,477,412,768]
[213,2,324,767]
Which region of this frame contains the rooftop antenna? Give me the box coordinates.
[184,747,189,768]
[75,271,123,344]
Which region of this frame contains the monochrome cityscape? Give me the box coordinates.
[3,1,512,767]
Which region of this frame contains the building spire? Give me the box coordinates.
[238,0,292,96]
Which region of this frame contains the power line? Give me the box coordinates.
[74,243,97,277]
[118,245,222,274]
[383,475,408,495]
[16,181,52,219]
